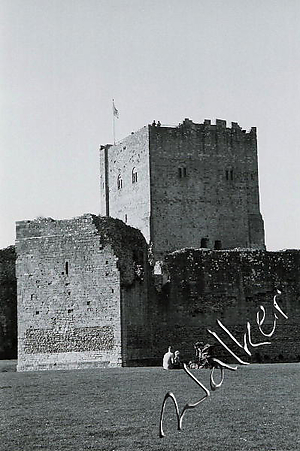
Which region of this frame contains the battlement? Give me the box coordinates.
[100,119,256,151]
[149,118,256,135]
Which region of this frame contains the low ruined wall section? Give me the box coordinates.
[0,246,17,359]
[151,249,300,364]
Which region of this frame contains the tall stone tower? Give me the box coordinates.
[100,118,265,260]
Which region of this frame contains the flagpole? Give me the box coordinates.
[112,99,119,144]
[112,99,116,144]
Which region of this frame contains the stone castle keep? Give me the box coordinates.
[15,119,300,371]
[100,119,265,259]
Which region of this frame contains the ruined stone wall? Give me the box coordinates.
[15,213,300,369]
[0,246,17,359]
[99,126,151,242]
[91,216,152,366]
[149,119,265,259]
[150,249,300,364]
[16,214,150,371]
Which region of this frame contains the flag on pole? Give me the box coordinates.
[113,99,119,119]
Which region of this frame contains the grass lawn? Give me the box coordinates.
[0,361,299,451]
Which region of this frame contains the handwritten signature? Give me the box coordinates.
[159,290,288,438]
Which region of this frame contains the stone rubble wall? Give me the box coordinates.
[0,246,17,359]
[151,249,300,365]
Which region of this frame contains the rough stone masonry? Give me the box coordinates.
[16,215,151,371]
[0,246,17,359]
[12,118,300,370]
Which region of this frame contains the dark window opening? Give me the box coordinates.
[214,240,222,250]
[125,214,128,223]
[201,238,209,248]
[226,169,234,181]
[178,166,187,178]
[117,174,123,190]
[68,309,73,314]
[35,311,39,315]
[65,261,69,276]
[87,301,90,306]
[132,168,138,183]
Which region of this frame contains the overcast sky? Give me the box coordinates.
[1,0,299,251]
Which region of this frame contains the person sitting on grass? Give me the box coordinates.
[172,350,181,369]
[162,346,174,370]
[198,343,213,368]
[189,341,214,368]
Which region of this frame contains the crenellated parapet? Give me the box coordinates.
[150,117,257,136]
